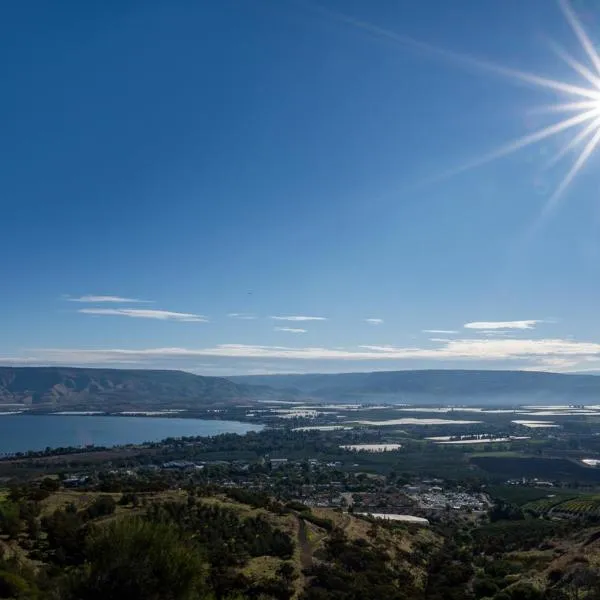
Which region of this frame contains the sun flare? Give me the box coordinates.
[326,0,600,221]
[482,0,600,217]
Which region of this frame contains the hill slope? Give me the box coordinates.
[0,366,283,410]
[231,369,600,404]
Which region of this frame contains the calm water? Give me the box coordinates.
[0,415,263,454]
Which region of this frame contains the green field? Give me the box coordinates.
[471,456,600,483]
[471,451,523,458]
[487,485,560,506]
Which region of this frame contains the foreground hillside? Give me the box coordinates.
[232,369,600,403]
[6,481,600,599]
[0,484,440,600]
[0,367,285,410]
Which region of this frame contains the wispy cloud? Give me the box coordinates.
[523,357,580,371]
[67,295,152,303]
[274,327,307,334]
[422,329,459,334]
[478,330,510,337]
[17,336,600,365]
[365,318,384,325]
[228,313,257,320]
[78,308,207,322]
[270,316,327,322]
[358,345,398,352]
[464,320,543,330]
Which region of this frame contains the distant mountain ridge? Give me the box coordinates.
[0,366,284,410]
[3,367,600,410]
[230,369,600,404]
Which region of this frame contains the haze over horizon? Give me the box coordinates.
[4,0,600,376]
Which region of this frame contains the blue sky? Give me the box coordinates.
[3,0,600,375]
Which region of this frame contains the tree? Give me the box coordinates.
[63,518,210,600]
[0,502,21,539]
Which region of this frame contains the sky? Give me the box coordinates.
[3,0,600,376]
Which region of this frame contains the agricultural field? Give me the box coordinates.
[523,494,579,514]
[470,456,600,483]
[487,485,564,506]
[546,496,600,518]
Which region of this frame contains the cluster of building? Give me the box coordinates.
[505,477,554,487]
[403,483,490,511]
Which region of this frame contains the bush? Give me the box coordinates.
[0,570,34,598]
[502,583,544,600]
[83,495,117,520]
[473,577,499,598]
[285,501,309,512]
[301,512,334,532]
[40,477,61,493]
[119,493,140,507]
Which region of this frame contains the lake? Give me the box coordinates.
[0,415,263,454]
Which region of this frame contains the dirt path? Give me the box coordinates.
[339,512,351,532]
[297,516,312,570]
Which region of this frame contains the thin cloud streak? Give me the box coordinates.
[478,330,510,337]
[270,316,327,322]
[274,327,307,334]
[365,318,384,325]
[18,336,600,365]
[422,329,459,334]
[464,320,542,330]
[78,308,208,322]
[67,295,153,303]
[228,313,257,320]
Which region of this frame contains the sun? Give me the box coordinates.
[398,0,600,220]
[323,0,600,220]
[460,0,600,218]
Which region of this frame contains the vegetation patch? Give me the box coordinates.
[471,456,600,482]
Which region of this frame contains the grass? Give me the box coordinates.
[39,489,187,517]
[241,555,281,579]
[40,490,109,516]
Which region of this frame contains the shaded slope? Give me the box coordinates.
[0,366,283,409]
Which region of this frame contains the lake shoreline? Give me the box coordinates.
[0,414,264,455]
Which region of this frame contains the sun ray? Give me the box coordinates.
[545,116,600,168]
[541,123,600,216]
[559,0,600,76]
[528,100,600,114]
[314,0,600,224]
[317,4,600,99]
[494,65,600,100]
[435,107,600,180]
[547,38,600,88]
